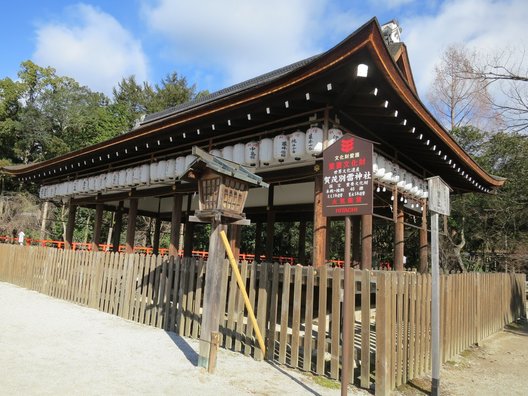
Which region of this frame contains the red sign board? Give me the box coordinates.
[323,134,373,217]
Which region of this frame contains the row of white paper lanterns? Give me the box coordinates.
[373,153,428,199]
[39,127,427,200]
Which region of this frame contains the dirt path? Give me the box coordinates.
[0,282,371,395]
[397,313,528,396]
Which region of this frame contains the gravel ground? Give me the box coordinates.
[0,282,370,396]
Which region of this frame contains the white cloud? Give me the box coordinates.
[141,0,328,90]
[401,0,528,97]
[33,4,148,95]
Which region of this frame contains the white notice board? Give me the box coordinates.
[428,176,451,216]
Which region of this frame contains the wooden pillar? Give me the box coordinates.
[91,203,104,251]
[112,201,124,252]
[152,215,162,255]
[64,202,77,250]
[125,198,138,254]
[352,216,361,267]
[394,189,404,271]
[265,185,275,262]
[254,221,263,262]
[361,214,373,269]
[198,217,228,369]
[183,194,194,257]
[169,194,183,257]
[229,224,242,262]
[298,220,307,264]
[313,170,327,268]
[40,201,49,241]
[419,199,429,273]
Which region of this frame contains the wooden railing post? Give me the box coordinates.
[376,271,391,396]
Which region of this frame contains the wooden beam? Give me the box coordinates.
[169,194,183,257]
[183,193,194,257]
[229,224,242,263]
[91,203,104,251]
[419,199,428,273]
[65,203,77,250]
[394,189,405,271]
[313,170,326,268]
[112,201,124,252]
[265,185,275,262]
[361,214,373,269]
[153,214,162,255]
[298,220,307,264]
[125,198,138,254]
[352,216,361,267]
[254,221,263,262]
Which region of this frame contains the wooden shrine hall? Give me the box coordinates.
[3,18,504,271]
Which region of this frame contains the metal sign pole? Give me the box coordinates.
[431,211,440,396]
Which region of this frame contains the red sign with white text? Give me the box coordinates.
[322,134,373,217]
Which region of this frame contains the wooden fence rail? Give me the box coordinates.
[0,245,525,395]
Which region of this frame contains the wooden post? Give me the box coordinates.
[361,214,373,269]
[229,224,242,263]
[313,170,327,268]
[152,215,162,255]
[254,221,263,262]
[394,188,404,271]
[112,201,124,252]
[184,194,194,257]
[419,199,429,273]
[64,202,77,250]
[266,185,275,262]
[341,216,353,395]
[91,203,104,251]
[298,220,307,264]
[169,194,183,257]
[40,201,49,240]
[198,216,228,369]
[125,198,138,254]
[352,216,361,267]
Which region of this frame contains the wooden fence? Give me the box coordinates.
[0,245,525,395]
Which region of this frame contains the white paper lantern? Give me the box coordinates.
[259,138,273,166]
[118,170,127,188]
[165,159,176,180]
[381,159,393,182]
[273,134,288,162]
[245,141,259,166]
[125,168,134,186]
[150,163,159,182]
[210,149,222,157]
[306,126,323,156]
[328,128,343,146]
[140,164,150,184]
[133,166,142,185]
[175,156,186,176]
[289,131,306,160]
[390,163,400,184]
[221,146,234,161]
[88,176,96,192]
[233,143,245,164]
[157,160,167,182]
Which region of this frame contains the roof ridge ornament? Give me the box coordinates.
[381,20,402,44]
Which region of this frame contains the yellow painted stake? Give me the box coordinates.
[220,230,266,357]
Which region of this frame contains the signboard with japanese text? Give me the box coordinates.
[323,133,373,217]
[428,176,451,216]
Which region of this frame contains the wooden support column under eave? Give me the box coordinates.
[394,188,405,271]
[152,214,162,255]
[229,224,242,263]
[298,220,307,264]
[313,170,327,268]
[125,198,138,254]
[419,199,429,273]
[352,216,361,267]
[254,221,263,262]
[361,214,373,269]
[64,202,77,250]
[169,194,183,258]
[265,185,275,262]
[183,193,194,257]
[112,201,124,252]
[91,203,104,252]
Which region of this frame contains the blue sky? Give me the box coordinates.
[1,0,526,99]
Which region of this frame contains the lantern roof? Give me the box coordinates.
[181,147,269,188]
